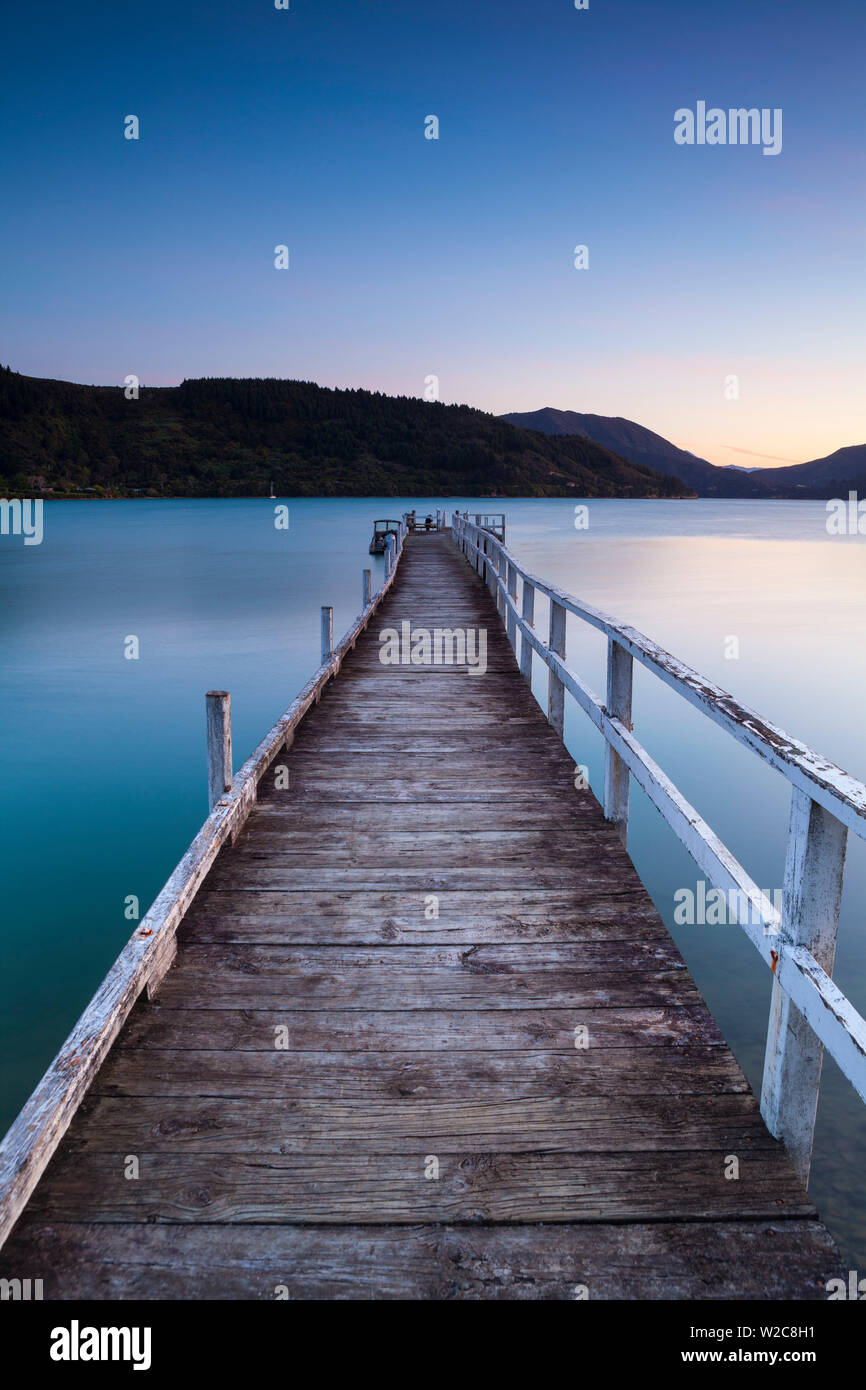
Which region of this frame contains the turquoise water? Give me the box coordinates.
[1,498,865,1266]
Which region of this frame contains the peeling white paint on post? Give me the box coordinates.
[206,691,232,813]
[520,581,535,684]
[321,606,333,666]
[362,569,371,610]
[548,600,566,737]
[505,561,518,648]
[604,638,634,844]
[495,547,505,617]
[762,790,848,1182]
[488,539,499,603]
[385,533,396,579]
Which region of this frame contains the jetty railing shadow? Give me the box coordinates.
[452,509,866,1183]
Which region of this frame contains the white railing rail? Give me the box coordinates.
[402,508,448,533]
[0,521,409,1252]
[471,512,506,540]
[452,510,866,1182]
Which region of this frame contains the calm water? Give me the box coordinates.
[1,498,865,1266]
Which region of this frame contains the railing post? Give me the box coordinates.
[547,600,566,737]
[505,560,517,650]
[761,789,848,1182]
[488,540,499,603]
[362,569,371,609]
[496,549,506,620]
[385,533,396,578]
[520,581,535,683]
[321,605,333,664]
[603,637,634,844]
[495,546,503,605]
[205,690,232,812]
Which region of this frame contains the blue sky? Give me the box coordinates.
[1,0,864,465]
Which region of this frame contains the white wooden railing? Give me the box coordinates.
[0,520,409,1252]
[452,510,866,1183]
[402,508,448,533]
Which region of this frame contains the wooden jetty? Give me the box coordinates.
[1,511,864,1299]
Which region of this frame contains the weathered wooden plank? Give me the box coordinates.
[251,803,594,828]
[249,783,580,804]
[221,843,636,868]
[229,827,628,851]
[0,1220,840,1300]
[181,903,665,945]
[272,758,576,776]
[204,864,645,891]
[187,884,662,916]
[120,1004,727,1051]
[291,733,566,754]
[21,1150,814,1224]
[160,942,686,973]
[66,1094,774,1154]
[92,1046,748,1099]
[154,967,700,1012]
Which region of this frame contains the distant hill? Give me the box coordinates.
[749,444,866,494]
[502,407,866,500]
[0,369,692,499]
[501,408,769,497]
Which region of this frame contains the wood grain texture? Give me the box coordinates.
[0,1220,840,1300]
[0,530,842,1299]
[19,1151,815,1225]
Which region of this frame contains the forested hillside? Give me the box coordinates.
[0,370,692,499]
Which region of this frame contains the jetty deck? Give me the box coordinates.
[0,524,854,1299]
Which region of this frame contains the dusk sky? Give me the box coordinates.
[1,0,864,467]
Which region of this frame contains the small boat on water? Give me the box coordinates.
[369,518,401,554]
